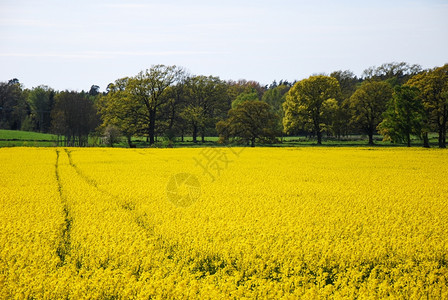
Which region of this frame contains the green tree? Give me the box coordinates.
[51,91,99,146]
[127,65,184,144]
[407,64,448,148]
[26,85,54,132]
[330,70,359,138]
[378,85,425,147]
[217,101,279,147]
[262,84,290,138]
[160,78,189,142]
[231,89,259,108]
[0,79,27,130]
[182,75,228,143]
[283,75,341,144]
[98,78,143,147]
[262,84,290,112]
[330,70,359,100]
[227,79,265,103]
[363,62,422,87]
[320,98,340,137]
[348,81,393,145]
[98,65,184,145]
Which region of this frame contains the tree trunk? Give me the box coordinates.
[201,130,205,143]
[367,126,374,145]
[316,130,322,145]
[407,133,411,147]
[314,114,321,145]
[251,137,255,147]
[169,107,175,130]
[423,132,430,148]
[149,109,156,145]
[192,124,198,143]
[368,134,374,145]
[439,124,446,148]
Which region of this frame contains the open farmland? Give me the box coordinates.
[1,147,447,298]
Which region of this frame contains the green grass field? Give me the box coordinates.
[0,129,441,148]
[0,130,59,147]
[0,130,58,140]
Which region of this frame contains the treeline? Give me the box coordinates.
[0,62,447,148]
[0,82,100,146]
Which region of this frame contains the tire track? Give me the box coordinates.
[60,149,170,282]
[64,149,123,204]
[136,150,169,162]
[60,149,198,281]
[55,149,72,266]
[63,149,153,231]
[65,149,99,188]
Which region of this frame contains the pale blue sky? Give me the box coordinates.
[1,0,447,91]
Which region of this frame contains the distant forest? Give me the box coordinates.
[0,62,447,148]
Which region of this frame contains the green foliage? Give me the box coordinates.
[283,75,341,144]
[262,84,289,112]
[159,81,189,139]
[98,65,185,146]
[226,80,265,106]
[127,65,184,144]
[1,62,447,149]
[262,84,290,136]
[378,86,425,146]
[98,77,143,145]
[182,75,228,142]
[407,64,448,148]
[217,101,279,147]
[20,115,35,132]
[330,70,359,100]
[0,79,27,130]
[0,129,57,140]
[231,89,259,108]
[362,62,422,86]
[348,81,393,145]
[51,91,98,146]
[26,85,54,132]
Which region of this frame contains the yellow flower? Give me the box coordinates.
[0,147,447,298]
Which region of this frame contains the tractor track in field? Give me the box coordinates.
[64,149,100,188]
[62,148,154,233]
[134,149,169,162]
[55,149,72,266]
[56,149,224,281]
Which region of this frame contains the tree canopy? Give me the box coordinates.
[51,91,98,146]
[347,81,393,145]
[1,62,447,148]
[407,64,448,148]
[182,75,228,143]
[283,75,341,144]
[217,100,279,147]
[378,85,425,147]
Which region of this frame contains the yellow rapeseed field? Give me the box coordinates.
[1,147,447,299]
